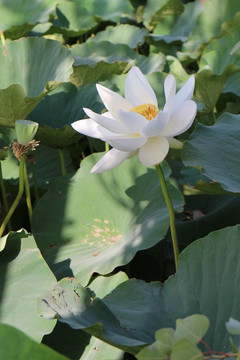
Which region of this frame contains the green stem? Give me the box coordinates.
[58,148,66,176]
[155,164,179,270]
[0,161,12,231]
[105,142,109,152]
[212,111,217,123]
[23,157,32,225]
[31,162,39,202]
[0,157,25,237]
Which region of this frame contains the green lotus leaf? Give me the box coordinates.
[70,41,137,86]
[32,153,184,285]
[0,229,56,341]
[42,273,127,360]
[91,25,148,48]
[194,66,239,113]
[143,0,183,29]
[147,1,204,45]
[38,225,240,354]
[199,30,240,75]
[171,339,203,360]
[30,82,102,148]
[0,323,68,360]
[0,37,73,128]
[0,0,57,39]
[136,315,208,359]
[50,0,132,37]
[182,112,240,193]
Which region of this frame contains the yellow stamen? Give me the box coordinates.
[131,103,159,121]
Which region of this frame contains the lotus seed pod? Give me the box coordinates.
[15,120,39,145]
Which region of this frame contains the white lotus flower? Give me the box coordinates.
[72,67,197,173]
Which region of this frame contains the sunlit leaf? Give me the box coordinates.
[0,37,73,128]
[32,154,183,285]
[0,230,56,341]
[0,323,68,360]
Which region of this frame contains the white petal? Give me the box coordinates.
[173,75,195,112]
[96,84,132,119]
[163,74,176,113]
[161,100,197,137]
[139,136,169,167]
[90,148,135,173]
[117,109,148,133]
[140,111,169,138]
[84,108,127,134]
[125,66,158,107]
[71,119,118,140]
[109,136,147,151]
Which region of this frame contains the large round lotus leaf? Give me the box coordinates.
[192,0,240,41]
[32,153,184,285]
[143,0,183,28]
[0,0,57,38]
[199,31,240,75]
[43,273,127,360]
[147,1,204,45]
[194,66,238,113]
[0,38,73,97]
[70,41,165,86]
[182,0,240,53]
[0,323,68,360]
[70,41,137,86]
[39,225,240,354]
[30,82,102,148]
[82,0,132,21]
[182,112,240,193]
[50,0,132,37]
[0,37,73,128]
[0,229,56,341]
[91,25,148,48]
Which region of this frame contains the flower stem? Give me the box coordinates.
[0,157,25,237]
[23,156,32,225]
[58,148,66,176]
[105,142,109,152]
[31,162,39,202]
[0,161,12,231]
[155,164,179,270]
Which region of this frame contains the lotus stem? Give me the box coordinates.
[0,157,25,237]
[58,148,66,176]
[105,142,109,152]
[155,164,179,270]
[31,162,39,202]
[0,161,12,231]
[23,156,32,224]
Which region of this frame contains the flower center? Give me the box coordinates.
[131,103,159,121]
